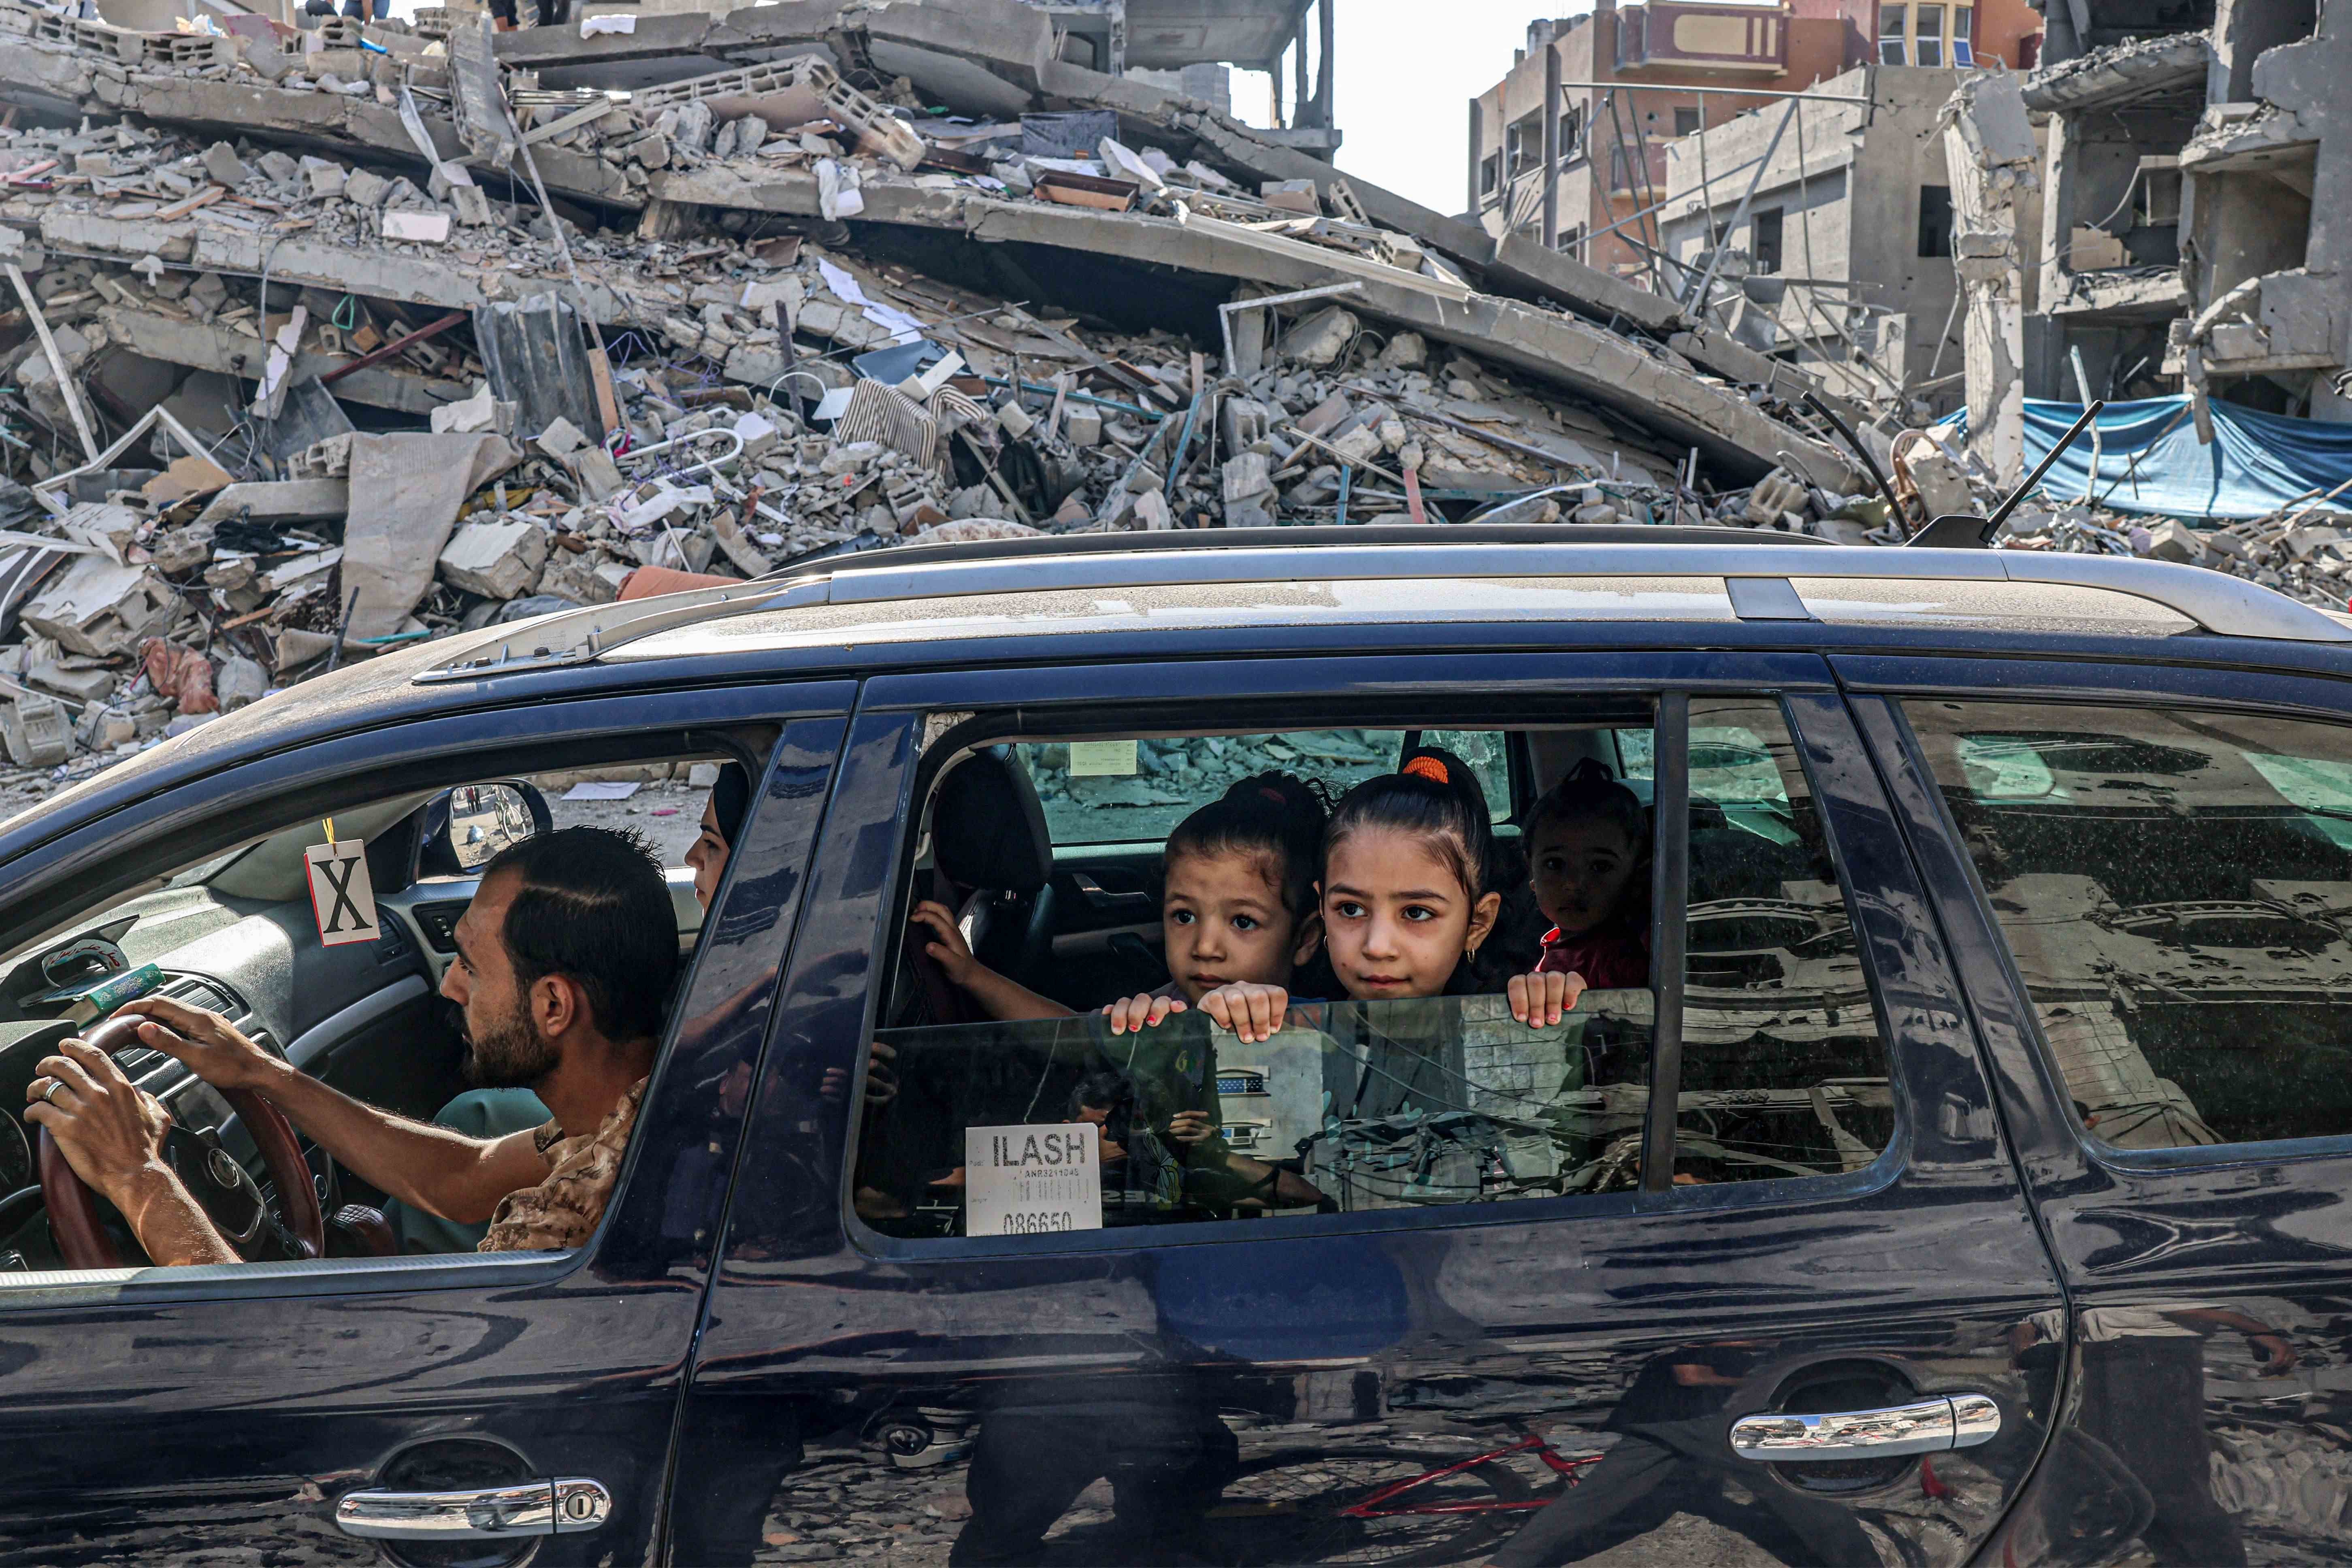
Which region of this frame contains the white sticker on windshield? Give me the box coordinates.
[304,838,381,947]
[1068,739,1138,777]
[965,1123,1101,1237]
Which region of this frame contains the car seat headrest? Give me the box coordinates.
[933,747,1051,895]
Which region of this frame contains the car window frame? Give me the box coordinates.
[833,654,1915,1263]
[0,680,853,1308]
[1841,652,2352,1178]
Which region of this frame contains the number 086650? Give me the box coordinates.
[998,1211,1076,1235]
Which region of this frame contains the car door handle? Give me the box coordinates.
[1729,1394,1999,1461]
[334,1477,611,1540]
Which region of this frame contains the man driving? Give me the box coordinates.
[23,825,679,1267]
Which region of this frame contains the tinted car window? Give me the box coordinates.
[1676,697,1892,1182]
[1906,699,2352,1150]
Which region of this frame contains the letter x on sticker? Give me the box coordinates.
[304,838,380,948]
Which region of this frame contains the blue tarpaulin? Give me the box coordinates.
[1941,396,2352,520]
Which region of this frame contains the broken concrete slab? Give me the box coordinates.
[341,432,520,639]
[19,555,179,658]
[195,477,351,526]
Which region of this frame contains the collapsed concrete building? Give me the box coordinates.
[0,0,1913,803]
[2013,0,2350,428]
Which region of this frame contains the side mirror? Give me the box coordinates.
[419,781,555,878]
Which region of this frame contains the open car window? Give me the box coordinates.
[856,697,1895,1248]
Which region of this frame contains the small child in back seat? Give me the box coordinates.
[911,771,1329,1028]
[1525,759,1651,993]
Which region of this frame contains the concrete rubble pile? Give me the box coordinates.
[5,0,2314,805]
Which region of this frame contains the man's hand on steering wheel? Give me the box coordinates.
[25,1037,174,1204]
[115,995,285,1094]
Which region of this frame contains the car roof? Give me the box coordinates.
[415,526,2352,683]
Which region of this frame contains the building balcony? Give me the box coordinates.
[1608,144,1670,193]
[1615,2,1790,75]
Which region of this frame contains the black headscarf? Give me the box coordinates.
[710,761,751,849]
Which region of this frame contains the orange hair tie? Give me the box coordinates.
[1401,756,1451,785]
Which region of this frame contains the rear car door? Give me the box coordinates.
[671,649,2068,1567]
[1849,654,2352,1566]
[0,678,848,1565]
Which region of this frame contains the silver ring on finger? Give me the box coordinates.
[38,1078,64,1106]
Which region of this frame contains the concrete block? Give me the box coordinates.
[343,167,390,207]
[75,703,136,753]
[437,518,550,599]
[383,210,452,245]
[1260,178,1318,213]
[216,655,268,711]
[1063,407,1101,447]
[1327,424,1384,467]
[449,183,493,226]
[298,156,347,199]
[26,661,116,704]
[1297,393,1351,437]
[994,400,1034,437]
[2286,525,2345,562]
[538,547,620,605]
[23,558,180,658]
[0,692,71,768]
[1280,305,1357,368]
[572,444,624,501]
[2144,519,2199,563]
[203,141,252,187]
[257,149,298,186]
[1376,332,1427,369]
[430,383,499,435]
[1222,451,1273,505]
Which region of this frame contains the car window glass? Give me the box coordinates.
[1906,699,2352,1150]
[857,700,1895,1246]
[856,993,1657,1237]
[1676,698,1891,1182]
[1015,730,1508,848]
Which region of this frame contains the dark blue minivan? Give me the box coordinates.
[4,525,2351,1568]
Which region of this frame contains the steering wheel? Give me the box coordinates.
[36,1015,326,1269]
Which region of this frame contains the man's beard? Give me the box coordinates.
[463,997,560,1089]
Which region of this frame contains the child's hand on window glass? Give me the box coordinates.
[1198,982,1291,1044]
[1103,993,1187,1035]
[1508,969,1587,1027]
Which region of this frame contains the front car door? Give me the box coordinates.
[673,647,2067,1567]
[1848,652,2352,1566]
[0,673,848,1565]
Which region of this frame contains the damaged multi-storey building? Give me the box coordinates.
[2017,0,2350,427]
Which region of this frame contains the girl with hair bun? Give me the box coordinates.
[1193,747,1586,1041]
[1099,769,1330,1034]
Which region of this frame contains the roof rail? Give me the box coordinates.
[413,535,2350,683]
[765,523,1832,587]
